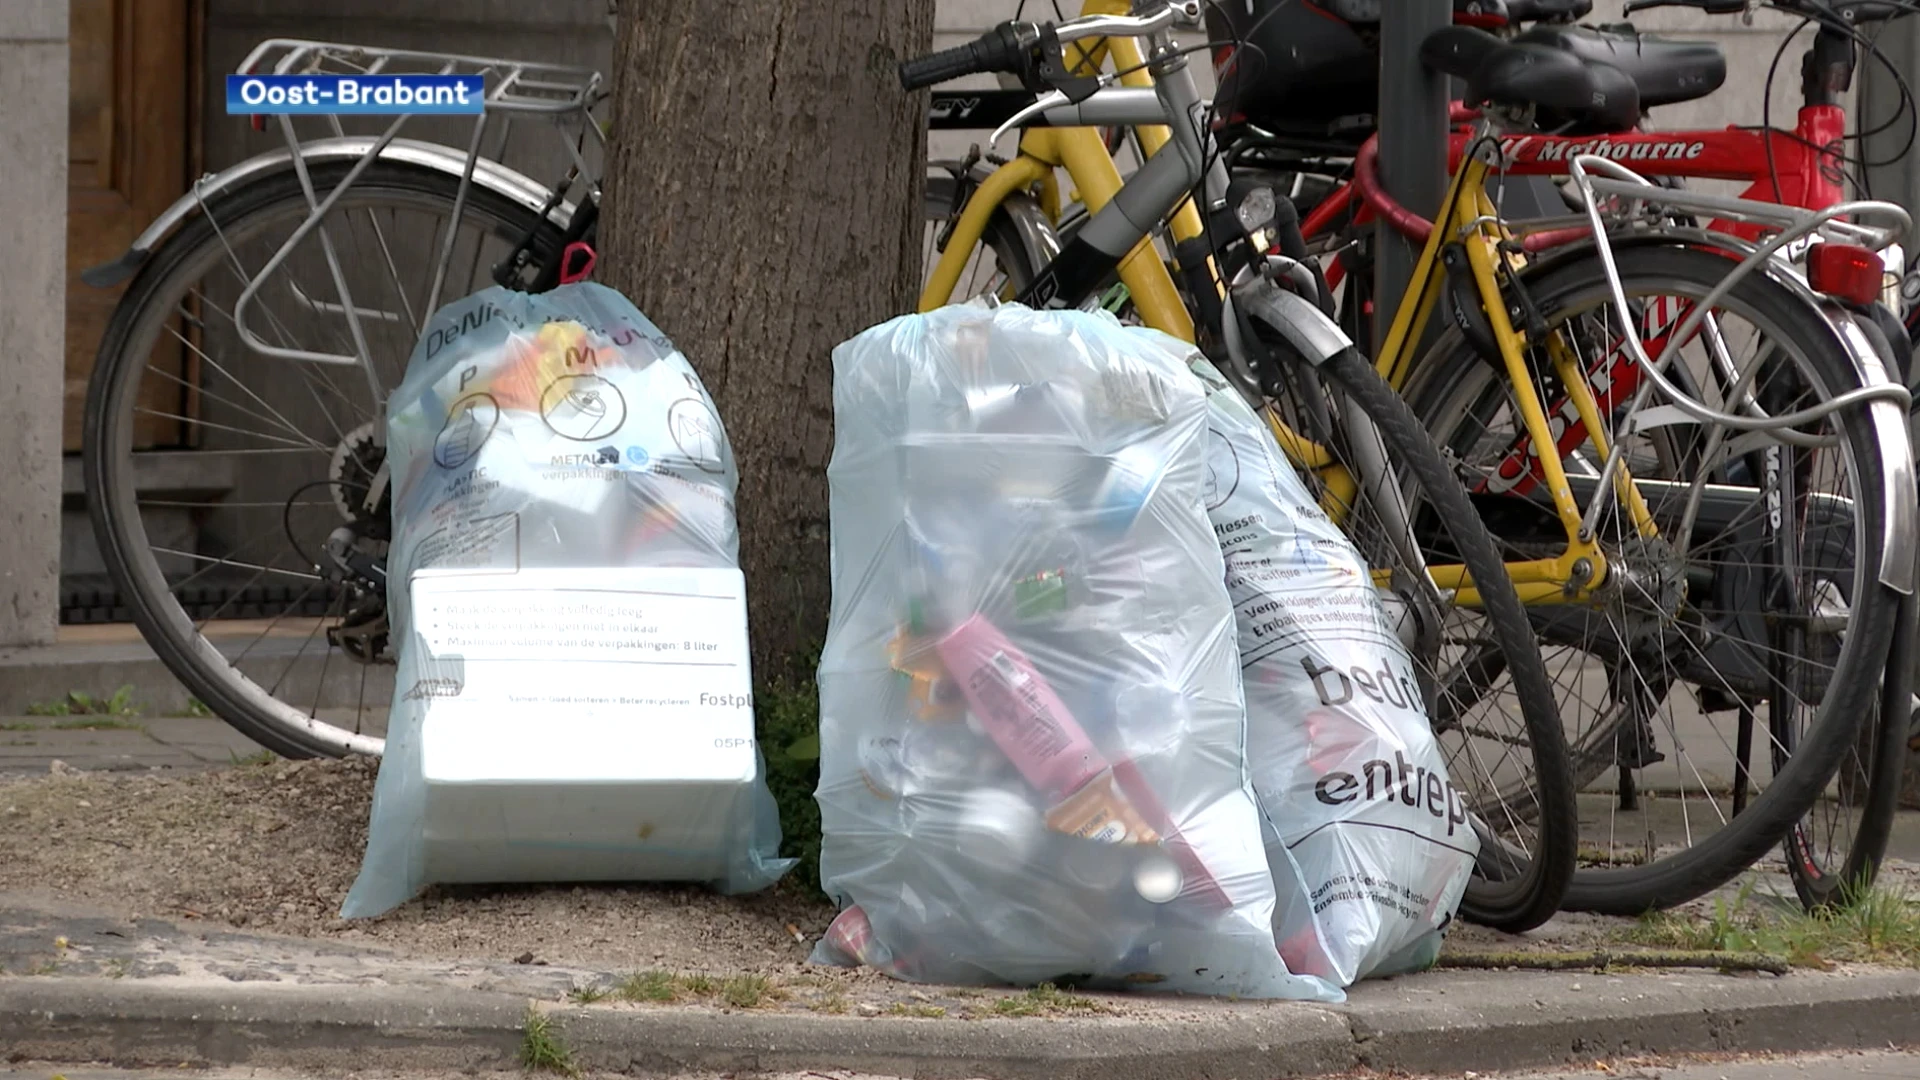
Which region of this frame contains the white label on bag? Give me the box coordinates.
[412,565,756,784]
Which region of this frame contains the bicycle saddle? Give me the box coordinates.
[1514,24,1725,109]
[1423,25,1641,134]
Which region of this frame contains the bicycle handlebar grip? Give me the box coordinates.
[1622,0,1743,13]
[899,41,991,90]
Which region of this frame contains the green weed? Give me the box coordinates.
[28,686,140,718]
[48,717,144,732]
[808,992,849,1014]
[518,1009,576,1076]
[617,969,681,1003]
[1629,878,1920,968]
[757,647,824,898]
[988,983,1109,1017]
[175,697,215,719]
[720,973,779,1008]
[888,1002,948,1018]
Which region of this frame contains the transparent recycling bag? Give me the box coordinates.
[810,303,1335,1001]
[1189,357,1478,986]
[342,283,791,919]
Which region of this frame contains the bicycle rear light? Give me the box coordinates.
[1807,242,1883,307]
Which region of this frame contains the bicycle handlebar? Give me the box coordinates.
[897,2,1199,90]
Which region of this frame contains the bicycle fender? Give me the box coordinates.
[954,159,1063,278]
[81,137,576,289]
[1231,276,1355,367]
[1825,302,1918,595]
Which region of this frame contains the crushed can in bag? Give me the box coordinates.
[810,302,1337,1000]
[341,283,791,919]
[1189,356,1478,987]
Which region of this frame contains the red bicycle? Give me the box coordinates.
[1215,0,1919,913]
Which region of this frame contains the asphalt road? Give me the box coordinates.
[1504,1051,1920,1079]
[6,1052,1920,1080]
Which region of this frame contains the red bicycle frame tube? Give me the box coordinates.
[1342,105,1848,243]
[1311,104,1850,290]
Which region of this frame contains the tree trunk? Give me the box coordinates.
[600,0,933,679]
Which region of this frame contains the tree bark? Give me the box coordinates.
[600,0,933,678]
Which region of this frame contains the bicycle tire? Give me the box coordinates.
[1300,347,1578,931]
[85,160,563,759]
[1403,243,1901,915]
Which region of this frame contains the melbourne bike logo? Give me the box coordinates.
[1498,135,1708,164]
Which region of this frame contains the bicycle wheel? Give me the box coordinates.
[1404,243,1902,914]
[84,159,563,759]
[1248,334,1577,932]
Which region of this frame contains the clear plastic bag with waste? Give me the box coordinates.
[809,302,1335,1001]
[342,283,791,919]
[1188,357,1478,987]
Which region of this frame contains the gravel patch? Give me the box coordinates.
[0,758,835,975]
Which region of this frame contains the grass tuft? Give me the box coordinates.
[174,696,215,719]
[617,969,681,1003]
[28,686,140,718]
[1628,879,1920,968]
[518,1009,576,1076]
[721,973,779,1008]
[988,983,1110,1018]
[888,1002,948,1018]
[612,969,782,1008]
[757,648,824,899]
[48,717,145,732]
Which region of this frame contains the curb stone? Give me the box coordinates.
[2,968,1918,1078]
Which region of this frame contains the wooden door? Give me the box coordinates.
[67,0,195,451]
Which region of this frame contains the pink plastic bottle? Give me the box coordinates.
[934,614,1107,802]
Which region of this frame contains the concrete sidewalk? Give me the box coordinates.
[2,894,1918,1080]
[0,714,266,776]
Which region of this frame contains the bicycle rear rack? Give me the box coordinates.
[223,41,607,393]
[236,40,604,116]
[1560,154,1917,594]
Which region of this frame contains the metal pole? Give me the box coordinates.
[1860,15,1920,312]
[1374,4,1451,350]
[1858,14,1920,807]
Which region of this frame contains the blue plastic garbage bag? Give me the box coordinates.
[342,283,791,919]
